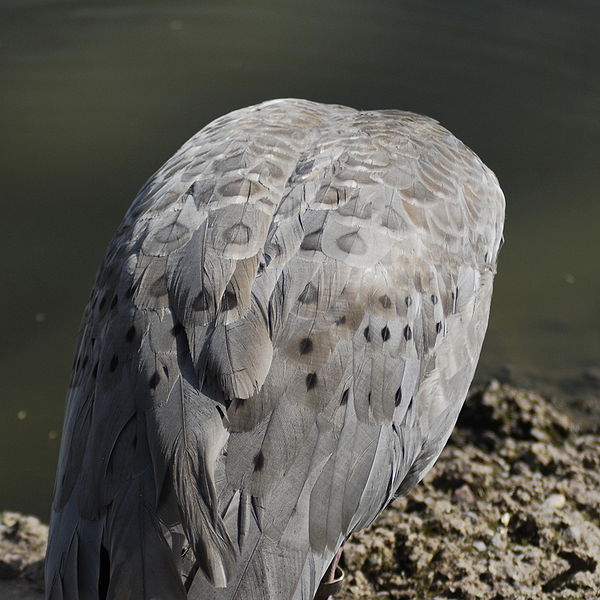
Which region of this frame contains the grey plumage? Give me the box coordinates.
[46,98,505,599]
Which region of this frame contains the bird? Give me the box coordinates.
[45,98,504,600]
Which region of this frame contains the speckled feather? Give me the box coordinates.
[46,99,504,600]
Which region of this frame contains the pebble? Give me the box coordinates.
[491,532,505,549]
[565,525,583,544]
[473,540,487,552]
[542,493,565,511]
[454,484,475,504]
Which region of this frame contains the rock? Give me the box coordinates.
[453,484,475,504]
[0,512,46,587]
[491,531,506,550]
[543,493,566,512]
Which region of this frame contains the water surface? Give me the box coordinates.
[1,0,599,518]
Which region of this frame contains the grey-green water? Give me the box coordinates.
[2,0,599,519]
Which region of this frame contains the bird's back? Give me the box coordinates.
[46,99,504,600]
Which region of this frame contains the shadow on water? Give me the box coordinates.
[1,0,599,518]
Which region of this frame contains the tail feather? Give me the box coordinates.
[105,476,186,600]
[154,372,237,587]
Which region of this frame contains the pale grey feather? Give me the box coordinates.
[46,98,504,600]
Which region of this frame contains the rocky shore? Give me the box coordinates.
[340,382,600,599]
[2,382,599,599]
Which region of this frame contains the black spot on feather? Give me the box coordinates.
[110,295,118,310]
[306,372,318,390]
[258,253,272,273]
[394,388,402,407]
[341,389,350,405]
[253,451,265,471]
[379,294,392,309]
[149,371,160,390]
[81,355,88,370]
[163,366,169,379]
[109,354,118,372]
[99,295,107,310]
[363,326,371,342]
[335,315,347,326]
[221,288,238,311]
[431,294,438,304]
[405,296,412,307]
[125,326,136,342]
[404,325,412,341]
[436,321,442,334]
[92,361,99,379]
[300,229,323,252]
[150,276,167,298]
[299,337,313,354]
[381,326,391,341]
[193,289,210,311]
